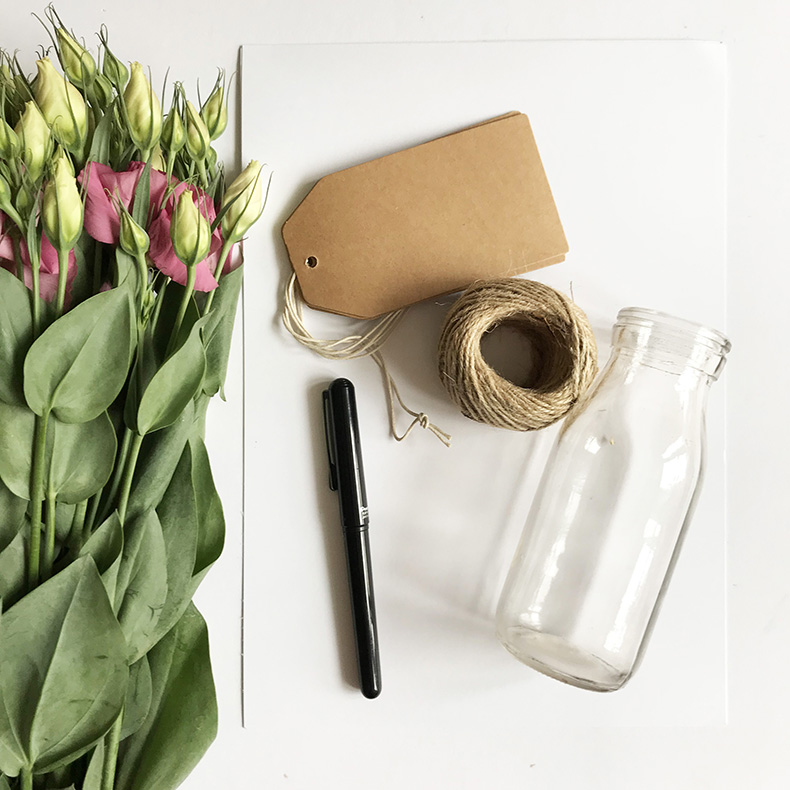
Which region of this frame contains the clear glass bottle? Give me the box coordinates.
[495,308,731,691]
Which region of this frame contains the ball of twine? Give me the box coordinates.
[437,278,598,431]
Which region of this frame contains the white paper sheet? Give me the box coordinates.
[239,40,726,783]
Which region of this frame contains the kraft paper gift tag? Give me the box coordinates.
[282,112,568,319]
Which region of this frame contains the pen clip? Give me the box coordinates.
[322,389,339,491]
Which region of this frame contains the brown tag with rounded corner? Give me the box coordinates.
[282,112,568,319]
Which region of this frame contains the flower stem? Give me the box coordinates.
[30,256,41,337]
[70,499,88,556]
[98,428,133,524]
[202,238,233,315]
[100,706,124,790]
[27,411,50,591]
[167,264,196,357]
[84,491,102,538]
[41,492,57,581]
[55,247,69,316]
[21,766,33,790]
[93,239,104,293]
[12,237,25,283]
[117,433,144,524]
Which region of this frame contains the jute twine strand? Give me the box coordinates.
[282,273,452,446]
[437,278,598,431]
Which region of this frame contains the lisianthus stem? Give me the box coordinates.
[21,766,33,790]
[41,493,57,581]
[70,499,88,555]
[84,492,102,538]
[100,428,133,524]
[100,706,124,790]
[30,257,42,337]
[202,238,233,315]
[117,433,144,524]
[12,237,25,283]
[93,240,104,294]
[27,412,50,590]
[167,263,197,357]
[55,247,69,316]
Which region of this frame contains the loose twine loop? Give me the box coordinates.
[282,274,453,445]
[437,278,598,431]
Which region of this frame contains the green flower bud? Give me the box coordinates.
[119,207,150,257]
[184,101,210,161]
[221,160,264,244]
[0,172,23,232]
[170,190,211,267]
[42,153,83,252]
[15,101,52,181]
[0,118,20,159]
[162,108,186,154]
[34,58,88,153]
[123,62,162,154]
[102,48,129,91]
[56,28,97,89]
[92,73,115,110]
[206,146,217,172]
[201,85,227,141]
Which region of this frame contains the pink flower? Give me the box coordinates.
[148,188,227,292]
[0,211,77,302]
[79,161,170,245]
[79,161,236,293]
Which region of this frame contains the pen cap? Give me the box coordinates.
[323,378,369,526]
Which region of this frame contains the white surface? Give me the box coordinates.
[4,2,790,788]
[241,41,728,740]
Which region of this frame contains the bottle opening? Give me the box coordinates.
[613,308,731,379]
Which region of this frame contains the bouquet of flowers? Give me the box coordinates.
[0,8,264,789]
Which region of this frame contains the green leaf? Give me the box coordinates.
[23,284,136,423]
[131,161,151,228]
[134,316,208,435]
[0,557,128,775]
[0,268,34,407]
[47,411,117,504]
[82,741,104,790]
[120,657,152,741]
[0,532,26,607]
[148,447,199,647]
[125,399,197,521]
[0,399,37,499]
[68,232,96,307]
[86,108,114,166]
[0,405,115,504]
[202,264,243,398]
[114,510,168,662]
[0,773,10,789]
[189,436,225,575]
[115,604,217,790]
[0,479,27,552]
[80,512,123,602]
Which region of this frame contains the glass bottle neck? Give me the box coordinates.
[612,308,730,381]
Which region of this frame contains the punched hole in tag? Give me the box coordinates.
[305,255,319,268]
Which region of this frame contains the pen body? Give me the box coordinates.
[323,378,381,698]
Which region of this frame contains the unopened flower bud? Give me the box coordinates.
[184,101,210,161]
[170,189,211,267]
[0,174,23,231]
[123,62,162,154]
[0,118,20,159]
[42,154,83,252]
[201,85,227,141]
[34,58,88,153]
[93,73,115,110]
[119,207,150,257]
[221,160,264,244]
[162,108,186,154]
[150,143,166,172]
[15,101,52,181]
[102,48,128,91]
[56,28,97,88]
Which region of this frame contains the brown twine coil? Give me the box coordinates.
[437,278,598,431]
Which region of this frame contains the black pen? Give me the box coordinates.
[322,378,382,699]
